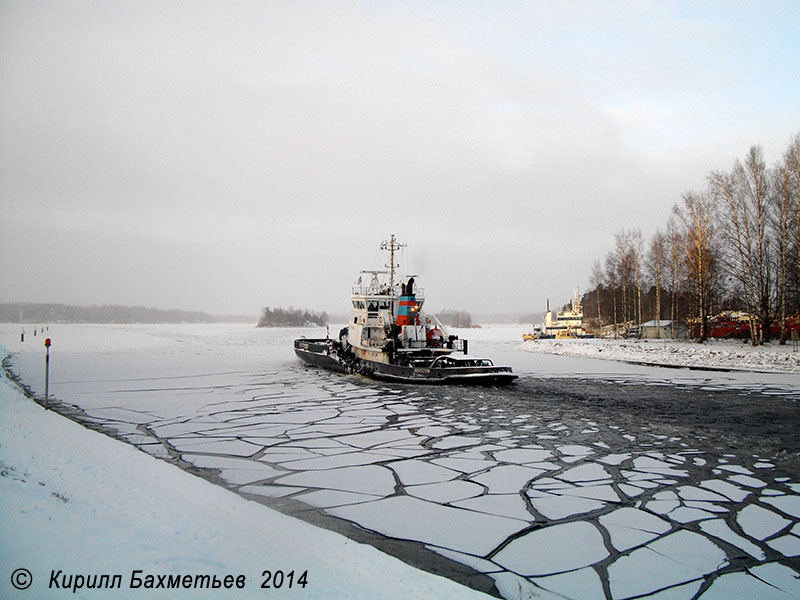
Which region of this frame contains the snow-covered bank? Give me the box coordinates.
[0,365,491,599]
[521,337,800,374]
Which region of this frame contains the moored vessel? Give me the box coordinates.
[294,236,517,385]
[523,288,595,340]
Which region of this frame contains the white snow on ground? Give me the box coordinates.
[0,366,492,600]
[520,337,800,373]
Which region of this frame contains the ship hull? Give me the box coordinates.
[294,339,517,385]
[293,339,350,374]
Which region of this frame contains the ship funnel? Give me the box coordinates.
[398,278,418,326]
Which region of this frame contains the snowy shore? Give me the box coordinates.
[520,337,800,374]
[0,364,492,600]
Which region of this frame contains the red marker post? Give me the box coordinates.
[44,338,51,401]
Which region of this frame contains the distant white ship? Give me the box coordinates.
[524,288,594,340]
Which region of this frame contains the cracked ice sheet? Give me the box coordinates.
[762,494,800,518]
[555,483,620,503]
[599,452,631,466]
[527,492,607,520]
[556,463,610,482]
[492,521,608,576]
[492,448,553,463]
[239,484,305,498]
[406,480,484,503]
[699,478,751,502]
[428,547,504,574]
[702,563,800,599]
[667,505,717,523]
[389,459,459,485]
[676,484,729,502]
[453,494,534,522]
[728,473,767,488]
[431,435,482,450]
[182,455,282,484]
[607,530,728,599]
[431,457,497,474]
[699,519,766,559]
[556,444,595,457]
[332,429,417,449]
[534,567,605,600]
[737,504,793,540]
[599,507,670,552]
[275,464,397,496]
[276,451,390,470]
[642,581,703,599]
[631,456,688,477]
[297,489,383,508]
[471,465,547,493]
[491,572,564,600]
[168,437,264,456]
[767,533,800,556]
[258,447,321,463]
[328,496,528,556]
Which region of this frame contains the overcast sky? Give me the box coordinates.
[2,1,799,318]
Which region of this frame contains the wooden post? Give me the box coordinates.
[44,338,51,400]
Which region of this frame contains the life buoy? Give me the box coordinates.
[426,327,445,339]
[426,327,445,347]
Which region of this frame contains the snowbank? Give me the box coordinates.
[520,337,800,373]
[0,366,491,599]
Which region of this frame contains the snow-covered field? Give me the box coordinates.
[521,336,800,374]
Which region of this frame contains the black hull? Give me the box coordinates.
[294,339,517,386]
[294,339,350,374]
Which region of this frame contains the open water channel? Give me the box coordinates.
[2,323,800,599]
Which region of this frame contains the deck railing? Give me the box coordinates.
[351,286,425,298]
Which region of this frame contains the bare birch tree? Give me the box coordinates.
[613,232,630,325]
[612,229,641,327]
[789,135,800,318]
[709,146,773,344]
[773,158,794,343]
[632,229,644,326]
[673,191,718,342]
[666,216,682,328]
[604,252,619,337]
[648,230,667,330]
[590,259,604,326]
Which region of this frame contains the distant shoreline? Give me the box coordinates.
[0,302,255,325]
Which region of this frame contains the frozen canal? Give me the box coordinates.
[3,323,800,599]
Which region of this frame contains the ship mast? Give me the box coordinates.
[381,234,406,293]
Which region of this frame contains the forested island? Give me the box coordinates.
[437,309,473,328]
[0,303,253,324]
[257,307,328,327]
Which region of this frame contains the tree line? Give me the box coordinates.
[437,309,473,328]
[0,303,253,324]
[585,133,800,345]
[257,306,328,327]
